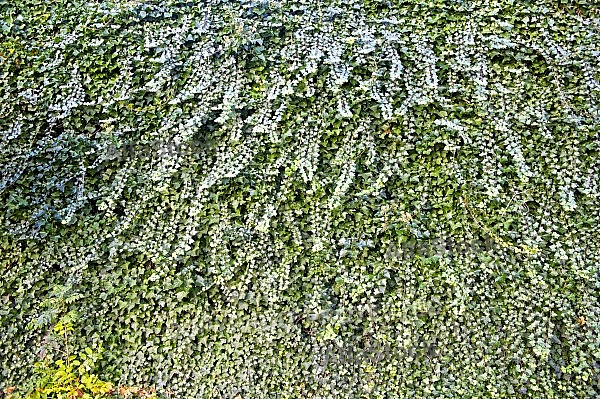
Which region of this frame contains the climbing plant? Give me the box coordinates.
[1,0,599,398]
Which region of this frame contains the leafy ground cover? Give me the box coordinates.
[1,0,599,397]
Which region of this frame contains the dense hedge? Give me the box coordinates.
[1,0,600,397]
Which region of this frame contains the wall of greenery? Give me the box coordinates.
[1,0,599,397]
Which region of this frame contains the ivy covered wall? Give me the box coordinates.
[1,0,599,397]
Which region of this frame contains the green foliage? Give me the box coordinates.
[4,285,157,399]
[1,0,600,398]
[23,341,112,399]
[7,285,114,399]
